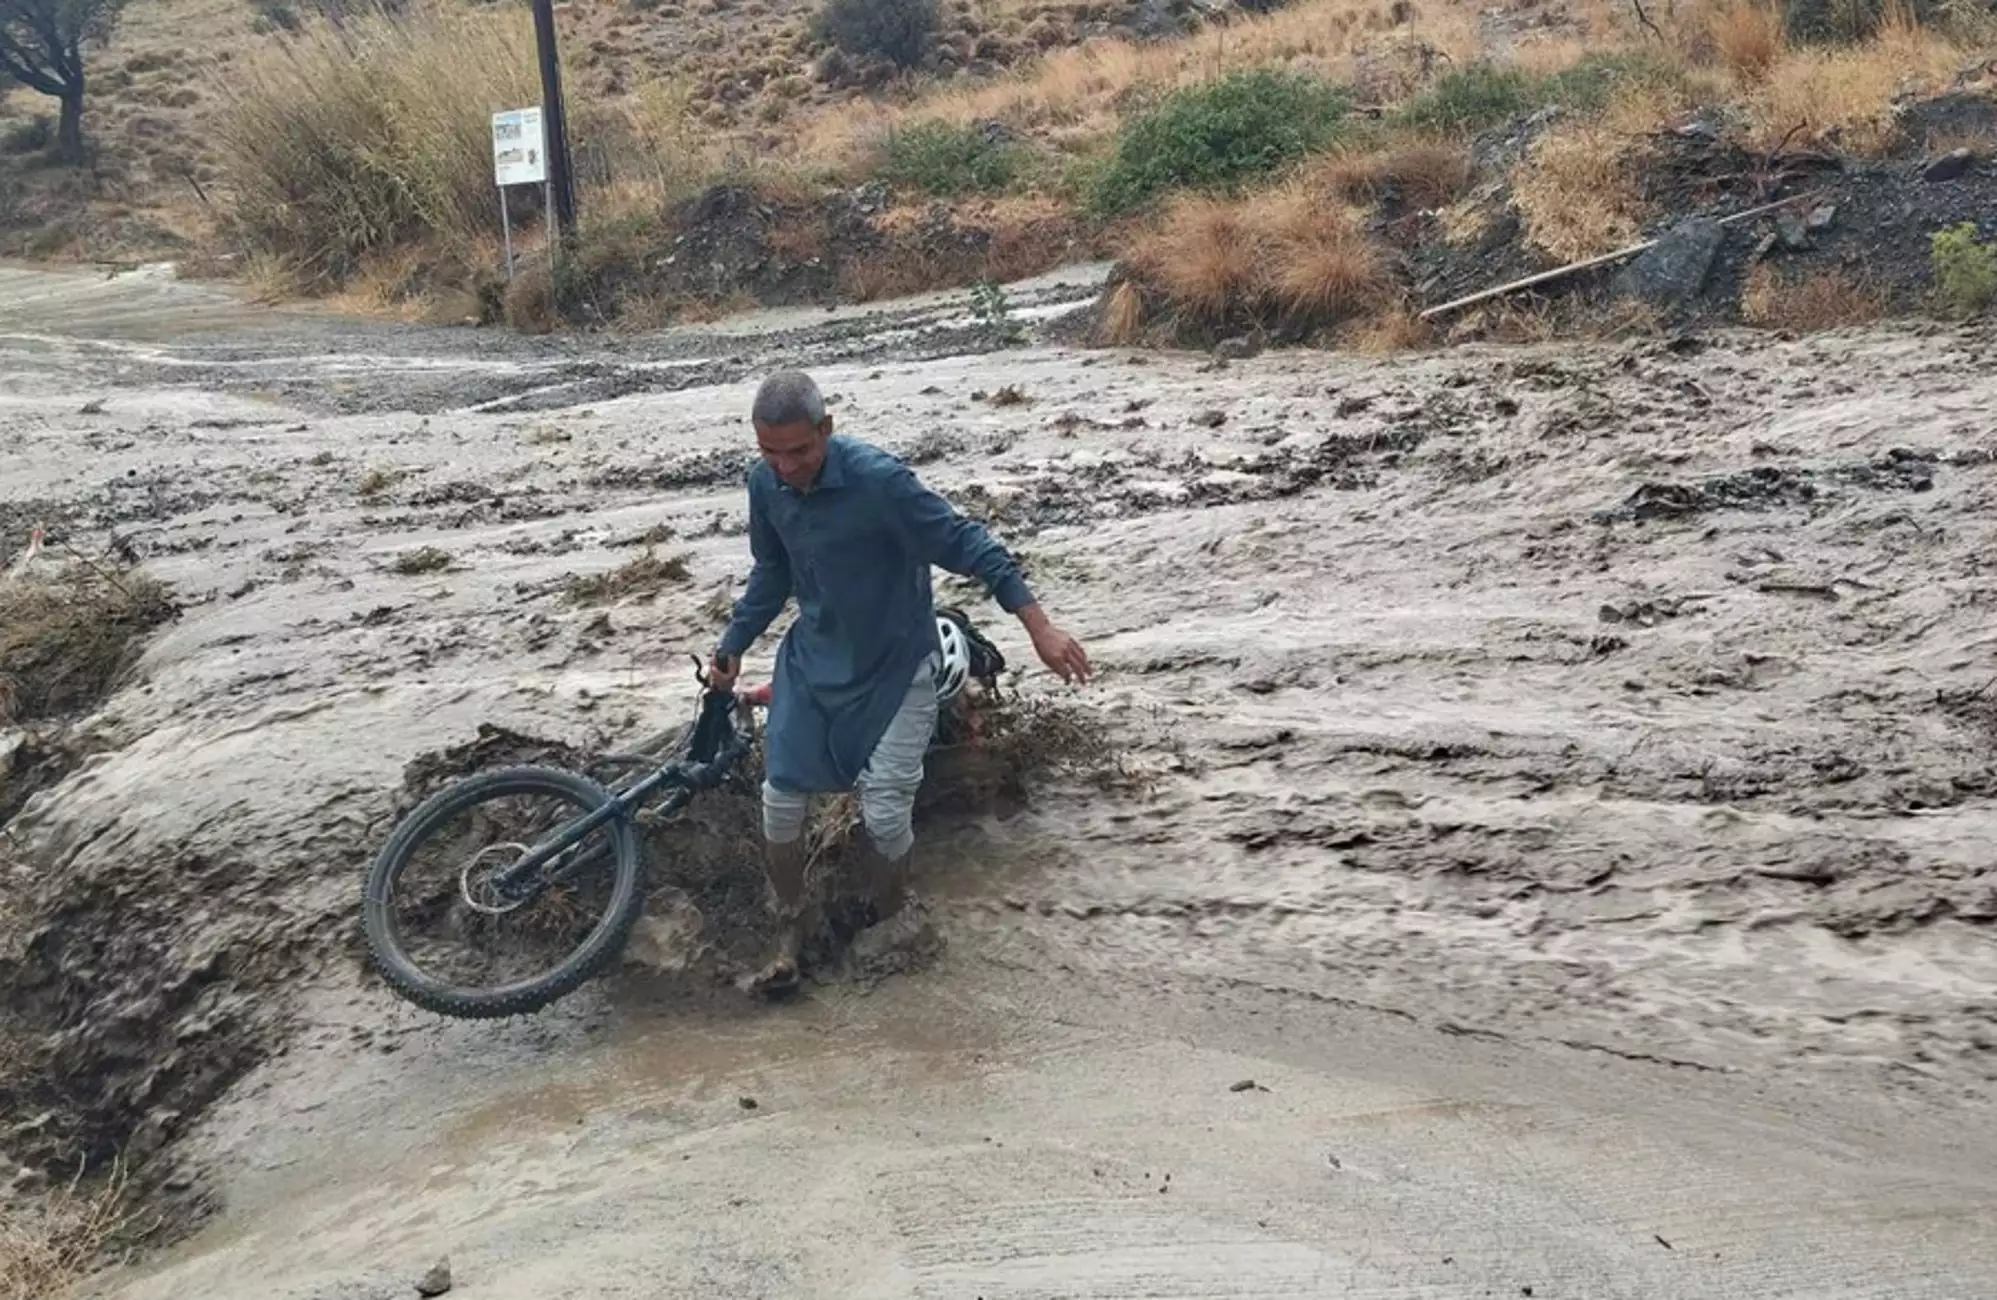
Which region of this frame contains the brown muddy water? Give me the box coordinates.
[2,260,1995,1298]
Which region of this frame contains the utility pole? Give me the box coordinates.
[529,0,578,247]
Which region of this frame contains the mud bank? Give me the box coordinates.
[2,264,1996,1294]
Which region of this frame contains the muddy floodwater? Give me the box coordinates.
[3,260,1995,1298]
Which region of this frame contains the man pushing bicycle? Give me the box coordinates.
[708,370,1092,995]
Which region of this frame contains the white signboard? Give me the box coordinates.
[492,107,548,188]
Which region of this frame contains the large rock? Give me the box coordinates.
[1613,218,1725,309]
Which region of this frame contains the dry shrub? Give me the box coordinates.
[0,568,177,726]
[215,2,546,287]
[1708,2,1786,83]
[567,549,692,605]
[1512,122,1652,261]
[1746,11,1965,153]
[1099,278,1146,344]
[1256,185,1390,318]
[1741,263,1889,329]
[1125,195,1263,318]
[1314,137,1472,209]
[504,264,558,334]
[0,1157,147,1300]
[1124,185,1389,325]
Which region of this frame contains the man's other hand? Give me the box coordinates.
[1028,621,1092,684]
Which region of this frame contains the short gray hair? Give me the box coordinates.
[752,370,826,428]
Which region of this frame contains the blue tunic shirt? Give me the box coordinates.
[716,435,1035,794]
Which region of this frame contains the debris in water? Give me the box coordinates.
[1655,1233,1674,1250]
[78,399,105,415]
[415,1256,453,1297]
[1229,1079,1266,1093]
[738,1096,759,1111]
[1327,1153,1342,1170]
[566,549,691,606]
[1192,409,1227,428]
[390,547,454,576]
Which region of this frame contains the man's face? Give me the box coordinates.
[756,416,832,492]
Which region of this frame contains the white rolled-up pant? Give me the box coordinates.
[763,653,938,861]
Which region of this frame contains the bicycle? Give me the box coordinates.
[360,608,1007,1019]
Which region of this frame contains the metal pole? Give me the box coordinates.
[500,187,515,281]
[529,0,577,244]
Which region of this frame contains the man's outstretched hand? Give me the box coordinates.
[1020,605,1092,684]
[707,652,740,692]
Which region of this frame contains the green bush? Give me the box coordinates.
[811,0,939,70]
[1395,65,1538,136]
[1544,50,1685,114]
[1931,222,1997,316]
[880,121,1019,195]
[1089,68,1353,216]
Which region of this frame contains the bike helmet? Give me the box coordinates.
[934,614,971,703]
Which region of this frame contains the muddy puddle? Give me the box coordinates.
[3,263,1996,1296]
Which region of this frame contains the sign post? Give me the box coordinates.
[490,106,550,281]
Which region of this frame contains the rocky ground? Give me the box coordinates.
[2,260,1995,1297]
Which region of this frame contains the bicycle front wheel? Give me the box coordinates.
[361,764,645,1018]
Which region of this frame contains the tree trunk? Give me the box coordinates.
[56,84,85,163]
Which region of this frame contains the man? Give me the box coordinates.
[710,370,1091,993]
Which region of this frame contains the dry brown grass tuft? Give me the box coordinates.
[0,567,176,726]
[0,1157,146,1299]
[504,264,559,335]
[1315,137,1473,210]
[1126,196,1264,319]
[1512,122,1653,261]
[1746,11,1965,153]
[1123,183,1391,327]
[1708,2,1786,83]
[1099,279,1147,344]
[1342,299,1434,352]
[567,549,692,606]
[1256,185,1390,318]
[1740,263,1890,329]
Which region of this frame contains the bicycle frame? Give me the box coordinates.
[489,674,751,901]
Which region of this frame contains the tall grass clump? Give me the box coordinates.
[215,2,544,288]
[1088,68,1353,216]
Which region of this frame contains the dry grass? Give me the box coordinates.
[787,0,1484,175]
[1100,279,1146,344]
[1122,185,1387,327]
[1314,137,1474,209]
[1708,2,1786,82]
[1745,9,1967,152]
[1740,263,1890,329]
[1513,121,1654,261]
[1257,185,1391,317]
[0,566,176,726]
[0,1157,147,1300]
[1342,299,1435,352]
[1125,195,1263,318]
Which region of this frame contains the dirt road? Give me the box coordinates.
[3,261,1995,1297]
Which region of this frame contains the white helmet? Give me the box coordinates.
[934,614,971,703]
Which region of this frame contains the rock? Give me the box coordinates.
[1213,335,1261,361]
[1750,231,1779,263]
[1924,148,1974,182]
[416,1257,452,1297]
[1612,218,1724,308]
[78,398,106,415]
[1192,409,1227,428]
[1805,203,1838,232]
[1775,212,1810,251]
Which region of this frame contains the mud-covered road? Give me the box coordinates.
[4,260,1996,1298]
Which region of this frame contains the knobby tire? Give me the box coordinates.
[361,764,645,1019]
